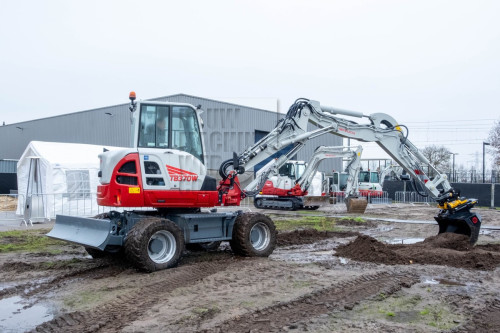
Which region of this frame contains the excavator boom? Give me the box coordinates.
[221,98,482,244]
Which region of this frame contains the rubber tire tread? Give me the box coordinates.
[124,217,184,272]
[230,212,276,257]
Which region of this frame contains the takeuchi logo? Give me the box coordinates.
[166,165,199,181]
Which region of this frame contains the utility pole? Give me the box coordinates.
[450,153,458,183]
[483,142,490,183]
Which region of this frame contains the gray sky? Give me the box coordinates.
[1,0,499,169]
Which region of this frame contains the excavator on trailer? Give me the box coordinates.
[47,94,483,272]
[252,145,367,212]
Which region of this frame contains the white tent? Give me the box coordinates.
[16,141,123,220]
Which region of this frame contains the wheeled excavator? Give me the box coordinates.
[253,145,368,212]
[47,94,482,272]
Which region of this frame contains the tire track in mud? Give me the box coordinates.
[0,261,115,300]
[200,271,419,333]
[32,259,234,333]
[455,299,500,333]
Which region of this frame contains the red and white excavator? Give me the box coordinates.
[252,145,366,212]
[47,94,483,272]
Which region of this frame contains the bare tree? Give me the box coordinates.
[421,145,451,177]
[488,120,500,169]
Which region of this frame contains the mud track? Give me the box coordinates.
[32,259,233,333]
[457,299,500,333]
[203,271,419,332]
[0,260,116,300]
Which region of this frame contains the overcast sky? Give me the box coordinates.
[1,1,499,169]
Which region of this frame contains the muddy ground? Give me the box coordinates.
[0,203,499,332]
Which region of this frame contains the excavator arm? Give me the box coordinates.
[296,145,362,198]
[219,98,482,243]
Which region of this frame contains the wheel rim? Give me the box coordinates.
[249,222,271,251]
[255,199,262,207]
[148,230,176,264]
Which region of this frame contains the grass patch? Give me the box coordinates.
[192,305,221,319]
[40,258,83,269]
[273,216,341,232]
[340,216,366,223]
[292,280,312,288]
[64,290,103,308]
[359,294,460,330]
[0,229,66,253]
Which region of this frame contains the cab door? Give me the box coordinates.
[136,102,207,192]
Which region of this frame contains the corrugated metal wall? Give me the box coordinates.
[0,160,18,173]
[0,104,132,160]
[0,94,342,173]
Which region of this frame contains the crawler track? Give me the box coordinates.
[201,271,419,332]
[32,260,232,333]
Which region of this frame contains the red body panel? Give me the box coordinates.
[359,189,384,197]
[217,172,243,206]
[260,180,307,197]
[97,153,222,208]
[97,153,145,207]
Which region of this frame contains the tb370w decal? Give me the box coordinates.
[166,165,199,181]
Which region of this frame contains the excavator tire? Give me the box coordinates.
[345,197,368,214]
[125,217,184,272]
[230,212,276,257]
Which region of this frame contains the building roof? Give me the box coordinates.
[1,93,277,127]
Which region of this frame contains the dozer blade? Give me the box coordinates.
[345,197,368,214]
[434,210,482,245]
[302,196,329,208]
[47,215,114,250]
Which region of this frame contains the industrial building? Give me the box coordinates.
[0,94,342,193]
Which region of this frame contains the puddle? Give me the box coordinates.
[422,277,471,289]
[423,278,439,285]
[386,238,425,245]
[0,296,53,332]
[0,282,17,292]
[339,257,349,264]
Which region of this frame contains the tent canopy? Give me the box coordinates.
[16,141,123,218]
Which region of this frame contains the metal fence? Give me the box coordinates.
[1,191,392,226]
[0,193,154,226]
[333,191,391,205]
[394,191,435,205]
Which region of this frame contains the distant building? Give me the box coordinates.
[0,94,342,192]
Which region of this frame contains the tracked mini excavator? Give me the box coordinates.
[252,145,367,212]
[47,94,483,272]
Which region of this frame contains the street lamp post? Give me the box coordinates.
[451,153,458,182]
[483,142,490,183]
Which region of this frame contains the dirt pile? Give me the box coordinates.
[335,233,500,270]
[277,229,359,247]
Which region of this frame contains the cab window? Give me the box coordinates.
[138,104,204,163]
[171,106,204,163]
[138,105,169,148]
